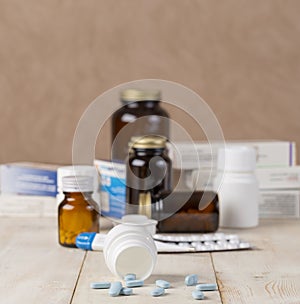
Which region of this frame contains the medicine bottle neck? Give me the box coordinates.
[63,191,93,200]
[133,147,165,157]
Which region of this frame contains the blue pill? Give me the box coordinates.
[192,290,204,300]
[156,279,171,289]
[109,281,122,297]
[120,287,133,296]
[125,279,144,288]
[185,274,199,286]
[90,282,111,289]
[196,283,217,291]
[124,273,136,281]
[151,287,165,297]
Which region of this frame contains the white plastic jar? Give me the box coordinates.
[103,222,157,280]
[214,146,259,228]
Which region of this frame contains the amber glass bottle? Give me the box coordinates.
[126,135,172,218]
[111,89,169,161]
[156,191,219,233]
[58,176,99,248]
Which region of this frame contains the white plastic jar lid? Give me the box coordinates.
[62,175,94,193]
[57,165,98,188]
[218,145,256,172]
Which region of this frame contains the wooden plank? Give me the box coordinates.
[72,251,222,303]
[2,216,299,303]
[0,217,86,304]
[212,219,300,304]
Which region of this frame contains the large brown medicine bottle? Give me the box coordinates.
[111,89,169,161]
[58,176,99,248]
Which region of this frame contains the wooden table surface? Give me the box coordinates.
[0,217,299,304]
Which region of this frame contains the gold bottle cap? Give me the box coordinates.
[121,89,161,102]
[128,136,141,147]
[131,135,167,149]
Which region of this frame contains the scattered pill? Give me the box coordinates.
[109,281,123,297]
[90,282,111,289]
[125,279,144,288]
[156,279,171,289]
[185,274,198,286]
[124,273,136,281]
[120,287,133,296]
[192,290,204,300]
[196,283,217,291]
[151,287,165,297]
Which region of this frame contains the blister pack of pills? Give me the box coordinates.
[153,232,252,252]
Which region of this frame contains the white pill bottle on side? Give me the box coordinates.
[214,146,259,228]
[103,222,157,280]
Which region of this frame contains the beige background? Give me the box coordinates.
[0,0,300,165]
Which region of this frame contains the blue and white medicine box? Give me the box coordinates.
[94,160,126,219]
[0,163,58,197]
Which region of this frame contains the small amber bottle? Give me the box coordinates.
[58,176,99,248]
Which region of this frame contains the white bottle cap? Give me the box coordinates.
[57,165,98,190]
[62,175,94,193]
[57,165,99,204]
[218,145,256,172]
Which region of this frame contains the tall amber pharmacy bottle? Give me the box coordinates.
[58,176,99,248]
[111,89,169,161]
